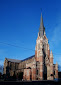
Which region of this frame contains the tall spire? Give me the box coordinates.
[40,13,43,28]
[39,13,45,38]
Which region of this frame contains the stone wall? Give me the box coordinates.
[18,57,35,72]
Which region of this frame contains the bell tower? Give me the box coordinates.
[35,13,45,62]
[35,13,52,80]
[35,13,45,80]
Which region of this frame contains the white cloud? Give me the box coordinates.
[49,15,61,67]
[49,14,61,49]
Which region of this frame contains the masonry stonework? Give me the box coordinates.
[3,13,58,81]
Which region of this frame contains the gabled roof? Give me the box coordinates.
[6,55,35,63]
[6,58,21,63]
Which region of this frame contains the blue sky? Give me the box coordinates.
[0,0,61,67]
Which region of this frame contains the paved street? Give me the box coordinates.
[0,81,61,85]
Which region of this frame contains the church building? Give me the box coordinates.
[3,13,58,80]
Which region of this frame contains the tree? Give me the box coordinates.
[0,65,3,74]
[0,72,2,79]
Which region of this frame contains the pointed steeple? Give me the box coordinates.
[39,13,45,38]
[40,13,43,28]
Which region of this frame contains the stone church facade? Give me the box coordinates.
[3,14,58,80]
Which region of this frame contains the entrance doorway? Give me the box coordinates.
[44,73,47,80]
[18,72,23,80]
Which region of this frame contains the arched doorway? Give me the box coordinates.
[18,72,23,80]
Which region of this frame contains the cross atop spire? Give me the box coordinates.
[39,13,45,38]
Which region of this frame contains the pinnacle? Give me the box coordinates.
[56,62,58,65]
[50,51,53,58]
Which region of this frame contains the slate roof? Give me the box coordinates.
[6,55,35,63]
[6,58,21,63]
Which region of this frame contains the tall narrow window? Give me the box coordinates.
[37,69,38,75]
